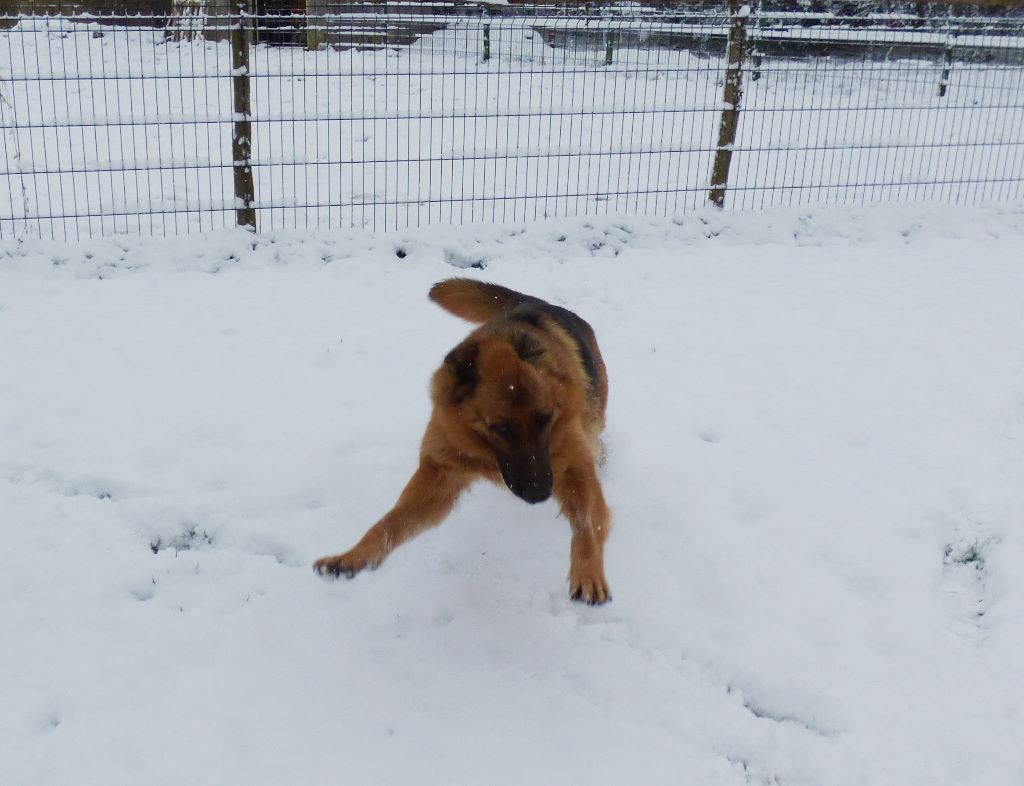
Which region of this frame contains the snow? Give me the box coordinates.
[2,201,1024,785]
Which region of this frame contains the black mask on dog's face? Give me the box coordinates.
[498,447,553,504]
[490,413,553,504]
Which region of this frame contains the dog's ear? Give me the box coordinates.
[444,341,479,403]
[510,330,544,366]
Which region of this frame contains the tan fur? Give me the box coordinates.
[314,279,612,604]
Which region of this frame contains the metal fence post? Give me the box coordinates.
[708,0,750,208]
[231,0,256,231]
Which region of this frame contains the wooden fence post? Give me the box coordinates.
[750,0,762,81]
[708,0,750,208]
[231,0,256,231]
[939,7,956,98]
[306,0,327,51]
[939,35,955,97]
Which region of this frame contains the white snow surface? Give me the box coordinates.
[2,202,1024,785]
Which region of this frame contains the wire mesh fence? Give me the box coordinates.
[1,1,1023,239]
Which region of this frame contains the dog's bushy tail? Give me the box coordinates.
[429,279,534,324]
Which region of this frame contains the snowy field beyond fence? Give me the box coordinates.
[2,201,1024,785]
[1,11,1023,238]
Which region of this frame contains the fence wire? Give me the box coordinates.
[1,2,1023,239]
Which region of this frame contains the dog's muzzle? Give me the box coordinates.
[499,454,553,504]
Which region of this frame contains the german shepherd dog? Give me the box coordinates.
[314,279,612,604]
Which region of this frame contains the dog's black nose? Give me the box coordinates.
[499,456,553,505]
[501,473,552,504]
[516,484,552,505]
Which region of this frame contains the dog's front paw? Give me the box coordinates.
[569,564,611,606]
[313,551,369,580]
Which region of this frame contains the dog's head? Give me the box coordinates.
[439,336,556,504]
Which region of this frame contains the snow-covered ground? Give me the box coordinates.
[2,201,1023,785]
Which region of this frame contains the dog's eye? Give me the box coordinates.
[489,421,511,436]
[535,411,553,429]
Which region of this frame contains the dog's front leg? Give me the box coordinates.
[553,462,612,605]
[314,460,470,580]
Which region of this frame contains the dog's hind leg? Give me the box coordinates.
[314,460,470,580]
